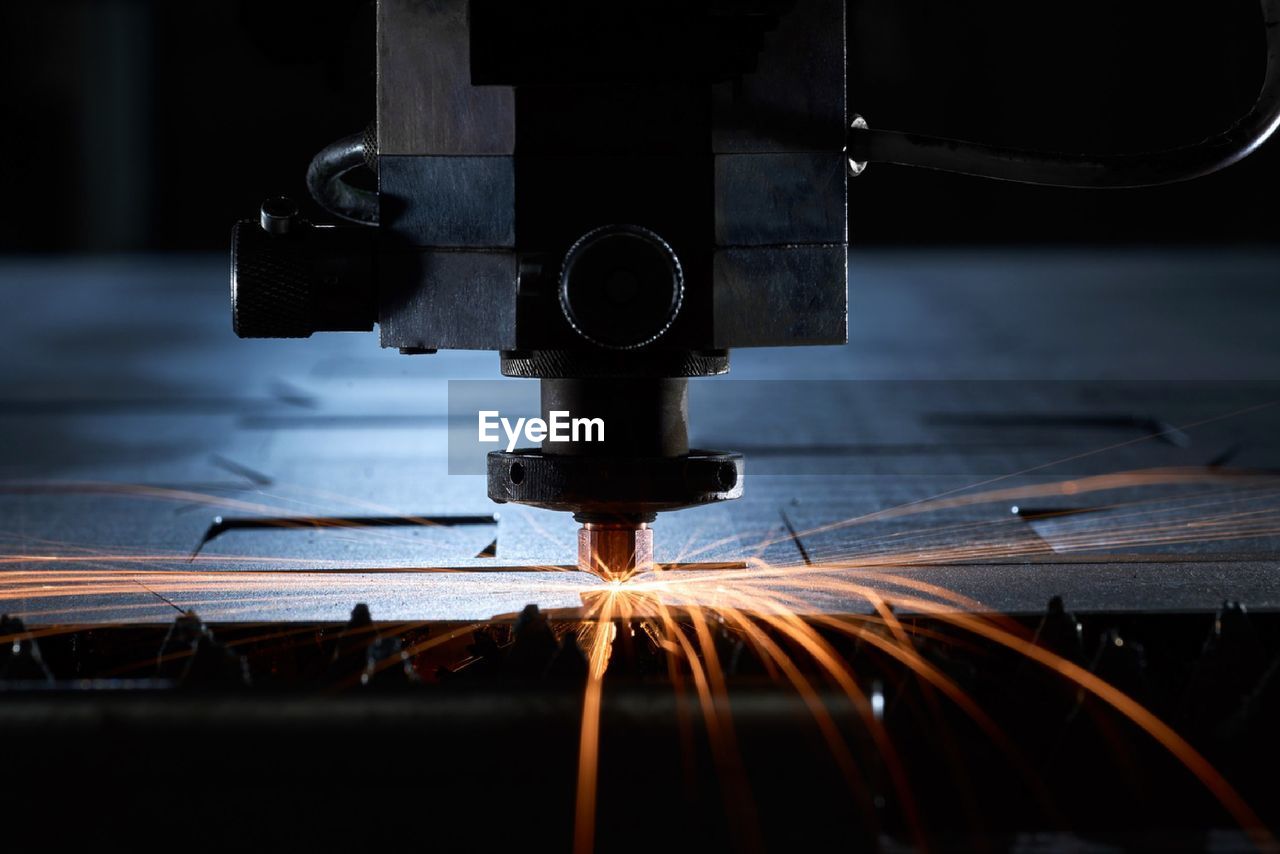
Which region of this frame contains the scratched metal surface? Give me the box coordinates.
[2,250,1279,621]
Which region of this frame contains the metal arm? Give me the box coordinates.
[848,0,1280,188]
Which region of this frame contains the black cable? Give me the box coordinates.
[305,131,379,224]
[847,0,1280,188]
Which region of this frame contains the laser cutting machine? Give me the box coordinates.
[230,0,1280,578]
[11,2,1280,848]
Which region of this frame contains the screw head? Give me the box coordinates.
[260,195,299,235]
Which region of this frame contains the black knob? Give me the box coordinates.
[559,225,684,350]
[231,218,314,338]
[230,198,377,339]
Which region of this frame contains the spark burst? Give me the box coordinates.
[562,468,1280,853]
[1,466,1279,850]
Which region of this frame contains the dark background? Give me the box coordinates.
[1,0,1275,252]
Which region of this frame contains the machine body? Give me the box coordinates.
[232,0,1280,576]
[232,0,850,576]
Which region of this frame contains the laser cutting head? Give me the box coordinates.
[231,0,1280,579]
[230,0,849,575]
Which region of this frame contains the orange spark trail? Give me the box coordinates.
[573,588,617,854]
[651,598,764,853]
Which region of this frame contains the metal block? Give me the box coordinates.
[380,250,519,350]
[711,0,846,153]
[713,245,847,348]
[715,153,846,246]
[377,0,515,155]
[380,156,515,248]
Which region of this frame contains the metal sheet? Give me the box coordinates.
[3,251,1280,624]
[8,560,1280,624]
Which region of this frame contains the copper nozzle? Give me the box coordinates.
[578,522,653,581]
